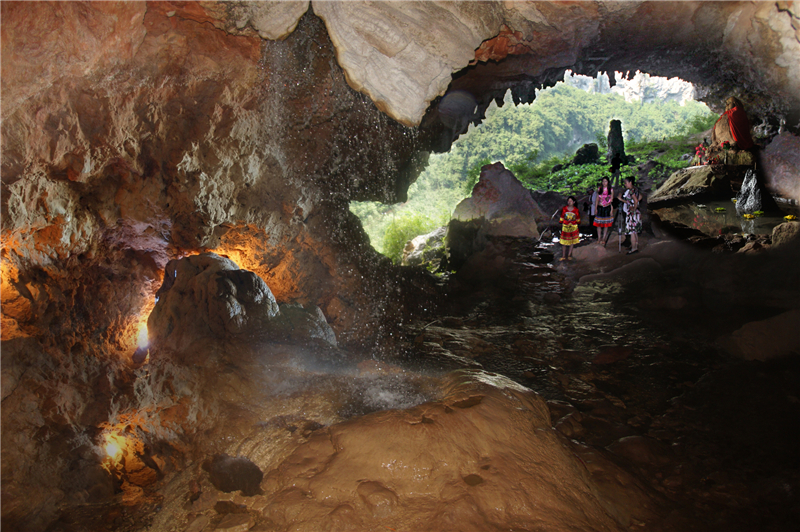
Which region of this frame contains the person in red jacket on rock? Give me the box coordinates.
[559,196,580,261]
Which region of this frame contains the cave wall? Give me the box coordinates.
[2,2,800,530]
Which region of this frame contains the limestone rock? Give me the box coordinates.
[148,253,336,352]
[649,165,747,208]
[215,1,309,40]
[314,1,504,126]
[718,309,800,361]
[271,303,337,347]
[606,121,626,167]
[453,162,544,231]
[761,133,800,201]
[572,143,600,166]
[215,513,252,532]
[401,226,446,268]
[447,162,544,270]
[260,369,658,531]
[771,221,800,248]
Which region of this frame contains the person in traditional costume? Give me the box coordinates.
[593,177,614,246]
[559,196,580,261]
[619,177,642,254]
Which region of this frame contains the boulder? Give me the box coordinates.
[447,162,544,270]
[148,253,335,351]
[761,133,800,201]
[771,221,800,248]
[401,226,446,268]
[445,218,484,271]
[648,165,749,208]
[717,309,800,361]
[735,168,780,214]
[572,143,600,165]
[454,162,546,227]
[259,369,660,530]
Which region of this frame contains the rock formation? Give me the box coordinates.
[447,162,544,269]
[2,2,800,531]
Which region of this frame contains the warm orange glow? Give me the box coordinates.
[105,441,121,459]
[103,432,125,461]
[136,321,149,349]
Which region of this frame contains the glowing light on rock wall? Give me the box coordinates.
[103,432,125,462]
[136,321,149,349]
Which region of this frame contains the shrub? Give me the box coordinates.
[382,213,440,263]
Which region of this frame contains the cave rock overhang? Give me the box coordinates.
[312,0,800,141]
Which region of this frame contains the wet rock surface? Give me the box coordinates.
[649,165,749,208]
[2,2,800,531]
[10,233,800,532]
[393,235,800,532]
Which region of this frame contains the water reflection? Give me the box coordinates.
[653,200,790,236]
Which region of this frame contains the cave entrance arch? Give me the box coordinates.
[352,70,714,264]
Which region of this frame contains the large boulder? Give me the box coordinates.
[572,143,600,165]
[453,162,545,232]
[401,226,446,268]
[717,309,800,361]
[648,165,750,208]
[447,162,544,269]
[771,221,800,248]
[259,370,660,531]
[761,133,800,201]
[148,253,335,352]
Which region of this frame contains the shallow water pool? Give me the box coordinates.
[653,199,797,236]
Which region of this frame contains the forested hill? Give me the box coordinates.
[430,84,711,185]
[351,82,714,258]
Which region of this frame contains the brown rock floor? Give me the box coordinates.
[42,234,800,532]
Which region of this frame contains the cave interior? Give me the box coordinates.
[2,2,800,532]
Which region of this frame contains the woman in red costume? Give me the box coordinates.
[559,196,580,261]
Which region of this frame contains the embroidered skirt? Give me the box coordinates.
[560,223,580,246]
[594,204,613,227]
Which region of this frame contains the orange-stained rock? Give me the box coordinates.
[473,24,534,63]
[260,370,659,531]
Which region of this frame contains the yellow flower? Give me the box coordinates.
[742,214,755,219]
[785,214,797,221]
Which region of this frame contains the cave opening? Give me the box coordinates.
[351,69,718,264]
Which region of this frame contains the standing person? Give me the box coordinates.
[559,196,580,261]
[593,177,614,246]
[585,186,598,239]
[619,176,642,254]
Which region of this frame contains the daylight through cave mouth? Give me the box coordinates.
[351,69,716,262]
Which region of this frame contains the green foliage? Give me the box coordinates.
[681,112,718,136]
[382,212,440,264]
[351,81,716,259]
